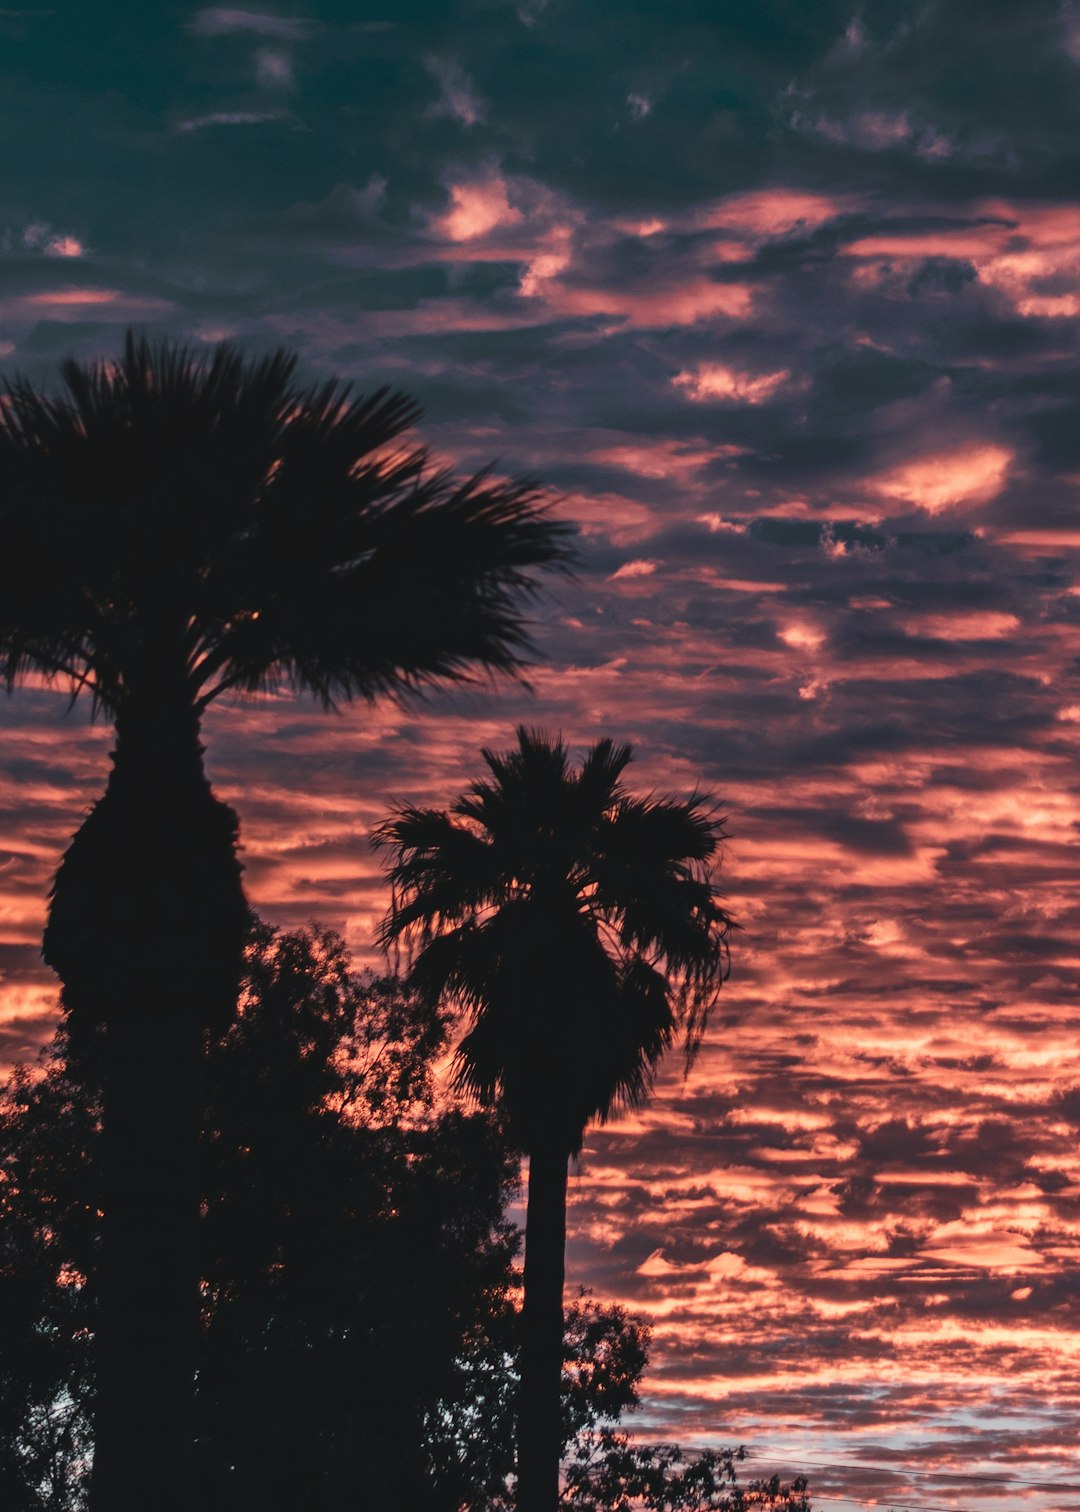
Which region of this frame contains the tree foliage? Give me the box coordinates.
[0,919,811,1511]
[563,1439,812,1511]
[0,922,655,1510]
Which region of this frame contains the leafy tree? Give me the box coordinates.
[0,1056,94,1511]
[376,728,735,1511]
[0,922,648,1510]
[198,928,521,1511]
[563,1440,812,1511]
[0,334,571,1509]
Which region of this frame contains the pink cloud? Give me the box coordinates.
[843,201,1080,322]
[673,363,790,404]
[434,174,522,242]
[419,174,759,330]
[523,488,656,544]
[996,528,1080,547]
[695,187,854,237]
[900,610,1021,641]
[587,437,745,482]
[698,513,750,534]
[21,223,86,258]
[28,288,117,306]
[1017,293,1080,317]
[44,236,84,258]
[0,289,175,323]
[539,277,753,328]
[610,559,658,580]
[870,444,1013,514]
[777,622,826,650]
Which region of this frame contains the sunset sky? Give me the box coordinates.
[3,4,1080,1508]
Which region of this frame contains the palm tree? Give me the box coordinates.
[0,334,571,1512]
[376,728,735,1512]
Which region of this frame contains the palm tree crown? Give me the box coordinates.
[0,332,571,718]
[377,727,735,1155]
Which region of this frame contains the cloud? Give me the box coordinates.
[433,172,521,242]
[673,365,791,405]
[777,621,825,650]
[255,46,293,89]
[43,236,83,258]
[424,56,485,127]
[841,202,1080,321]
[796,108,956,162]
[279,175,388,231]
[899,610,1021,641]
[695,187,855,237]
[1062,1,1080,62]
[0,288,173,320]
[818,109,913,150]
[174,110,284,133]
[516,0,550,25]
[189,7,310,39]
[610,558,657,580]
[18,223,85,258]
[870,445,1014,514]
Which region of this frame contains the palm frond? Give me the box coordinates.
[377,729,736,1154]
[0,332,573,718]
[373,809,504,942]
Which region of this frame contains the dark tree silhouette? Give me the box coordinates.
[563,1439,812,1511]
[0,922,652,1511]
[376,728,735,1512]
[0,334,571,1511]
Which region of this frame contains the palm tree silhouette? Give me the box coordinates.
[376,727,734,1512]
[0,335,571,1512]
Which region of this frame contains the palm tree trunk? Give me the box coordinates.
[92,986,203,1509]
[44,700,248,1512]
[517,1138,569,1512]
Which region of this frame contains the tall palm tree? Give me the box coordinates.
[0,334,571,1512]
[376,728,735,1512]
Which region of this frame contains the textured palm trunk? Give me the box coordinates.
[43,698,248,1512]
[517,1138,569,1512]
